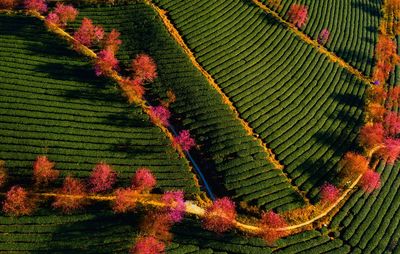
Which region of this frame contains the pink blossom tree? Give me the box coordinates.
[149,106,171,126]
[73,18,104,48]
[384,111,400,136]
[319,182,340,204]
[131,54,158,83]
[33,156,59,186]
[88,162,117,193]
[94,49,119,76]
[24,0,47,14]
[131,168,157,192]
[359,170,381,193]
[317,28,330,45]
[102,29,122,53]
[161,190,185,223]
[130,236,165,254]
[3,186,34,216]
[45,3,78,28]
[174,130,196,151]
[202,197,236,233]
[259,211,288,245]
[287,4,308,28]
[382,137,400,163]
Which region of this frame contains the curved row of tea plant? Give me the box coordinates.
[73,3,305,212]
[0,14,199,194]
[152,0,366,201]
[262,0,381,77]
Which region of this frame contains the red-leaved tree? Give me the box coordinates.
[202,197,236,233]
[319,182,340,205]
[52,176,86,213]
[359,123,385,150]
[130,236,165,254]
[367,85,387,104]
[161,190,185,223]
[367,103,386,122]
[118,77,145,104]
[73,17,104,48]
[317,28,330,45]
[174,130,196,151]
[340,152,370,176]
[112,187,139,213]
[140,211,174,241]
[45,3,78,28]
[359,170,381,193]
[131,168,157,192]
[287,4,308,28]
[0,0,16,9]
[258,211,288,245]
[102,29,122,53]
[149,106,171,126]
[88,162,117,193]
[3,186,34,216]
[33,156,59,186]
[94,49,119,76]
[384,111,400,136]
[24,0,47,13]
[131,54,158,83]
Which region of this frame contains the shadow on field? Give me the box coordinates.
[335,48,375,72]
[351,0,381,18]
[41,209,137,254]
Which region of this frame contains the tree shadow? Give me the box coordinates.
[335,48,375,71]
[41,208,137,253]
[351,1,381,18]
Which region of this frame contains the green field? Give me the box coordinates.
[0,0,399,253]
[152,0,366,201]
[0,15,199,194]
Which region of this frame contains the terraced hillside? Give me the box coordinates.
[0,15,199,194]
[74,3,305,212]
[153,0,367,200]
[270,0,382,76]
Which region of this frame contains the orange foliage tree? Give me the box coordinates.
[3,186,34,216]
[33,156,59,186]
[258,211,288,245]
[52,176,86,213]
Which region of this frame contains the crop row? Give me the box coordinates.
[153,0,366,200]
[268,0,381,76]
[74,3,305,211]
[0,14,199,194]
